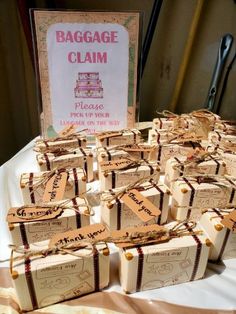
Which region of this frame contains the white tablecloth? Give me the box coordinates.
[0,139,236,311]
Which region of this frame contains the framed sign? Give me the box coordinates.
[31,10,140,135]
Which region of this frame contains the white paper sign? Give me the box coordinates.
[46,23,129,134]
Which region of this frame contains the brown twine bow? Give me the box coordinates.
[9,219,201,271]
[173,174,236,191]
[10,198,94,222]
[96,129,129,139]
[34,130,87,151]
[173,150,221,172]
[201,208,235,220]
[24,168,70,195]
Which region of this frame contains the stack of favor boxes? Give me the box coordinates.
[6,113,236,311]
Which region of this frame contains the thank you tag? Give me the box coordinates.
[111,224,167,248]
[221,210,236,233]
[97,131,122,140]
[100,158,134,171]
[7,206,63,223]
[121,189,161,222]
[49,223,109,248]
[59,125,76,137]
[122,144,155,152]
[43,171,67,202]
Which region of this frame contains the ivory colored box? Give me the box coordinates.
[222,152,236,177]
[96,129,141,147]
[101,181,170,230]
[100,162,160,191]
[171,176,236,209]
[11,242,109,311]
[36,148,94,182]
[171,199,203,221]
[199,208,236,261]
[119,223,210,293]
[35,135,87,153]
[208,131,236,146]
[7,197,90,246]
[164,155,226,188]
[152,117,175,130]
[148,129,174,145]
[20,168,86,204]
[156,142,202,172]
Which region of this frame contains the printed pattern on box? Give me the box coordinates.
[119,223,210,293]
[11,242,109,311]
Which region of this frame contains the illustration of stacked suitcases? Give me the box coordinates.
[74,72,103,98]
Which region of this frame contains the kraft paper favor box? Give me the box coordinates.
[36,148,94,182]
[96,129,141,147]
[7,197,91,246]
[11,241,109,311]
[171,199,203,221]
[164,155,226,188]
[199,208,236,261]
[171,176,236,209]
[20,168,86,204]
[119,223,210,293]
[101,181,170,230]
[156,141,202,172]
[100,161,160,191]
[35,135,87,153]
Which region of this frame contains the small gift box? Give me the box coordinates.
[36,148,94,182]
[101,180,170,230]
[148,129,175,145]
[35,135,87,153]
[96,129,141,147]
[171,176,236,209]
[170,199,203,221]
[7,197,91,246]
[152,117,175,130]
[119,222,210,293]
[156,141,203,172]
[11,237,109,311]
[164,154,226,188]
[20,168,86,204]
[97,144,157,177]
[214,120,236,132]
[221,151,236,177]
[99,160,160,191]
[208,131,236,146]
[199,208,236,261]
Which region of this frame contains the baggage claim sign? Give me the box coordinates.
[32,11,140,135]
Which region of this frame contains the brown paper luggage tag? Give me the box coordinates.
[111,224,167,248]
[122,145,155,152]
[59,125,77,137]
[7,206,63,223]
[97,131,122,140]
[49,223,109,248]
[221,210,236,233]
[100,158,134,171]
[121,189,161,222]
[43,171,68,202]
